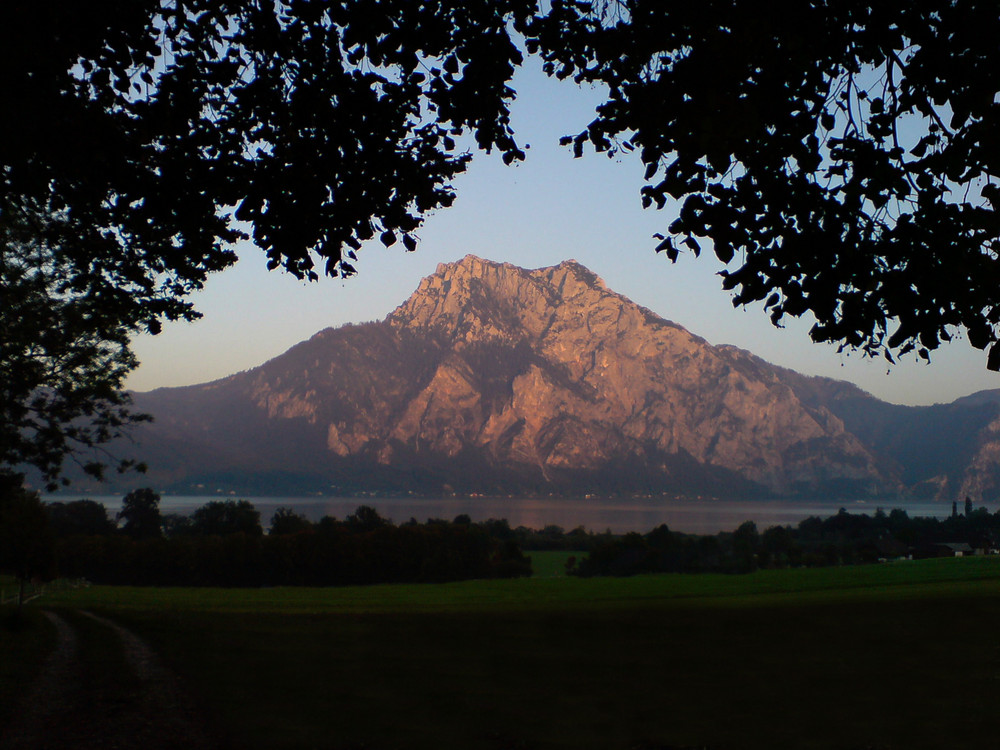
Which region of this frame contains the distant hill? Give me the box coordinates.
[61,256,1000,500]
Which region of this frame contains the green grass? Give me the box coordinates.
[38,555,1000,614]
[26,557,1000,749]
[529,550,583,578]
[1,573,21,603]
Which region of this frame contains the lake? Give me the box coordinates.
[43,494,999,535]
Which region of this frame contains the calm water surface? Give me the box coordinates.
[45,495,999,535]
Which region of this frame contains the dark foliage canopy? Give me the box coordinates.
[46,499,116,537]
[0,477,54,587]
[3,1,999,485]
[52,501,532,586]
[573,505,1000,576]
[1,212,146,488]
[268,506,313,535]
[116,487,162,540]
[3,0,531,483]
[534,1,1000,366]
[190,499,264,537]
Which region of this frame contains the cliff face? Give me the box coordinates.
[376,256,885,494]
[118,255,914,498]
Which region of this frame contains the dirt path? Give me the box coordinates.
[1,610,216,749]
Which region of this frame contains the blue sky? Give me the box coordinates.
[126,60,1000,406]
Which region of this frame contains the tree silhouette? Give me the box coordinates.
[191,499,264,537]
[2,0,531,485]
[46,499,116,538]
[269,507,313,536]
[117,488,163,540]
[533,1,1000,367]
[346,505,392,533]
[1,211,148,489]
[0,478,54,608]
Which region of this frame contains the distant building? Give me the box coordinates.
[914,542,983,557]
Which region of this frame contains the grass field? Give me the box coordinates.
[15,558,1000,748]
[528,550,580,578]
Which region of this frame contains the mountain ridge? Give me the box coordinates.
[61,255,1000,500]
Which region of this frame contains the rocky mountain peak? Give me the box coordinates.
[372,255,888,495]
[387,255,616,342]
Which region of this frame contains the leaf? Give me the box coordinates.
[234,199,255,221]
[683,236,702,256]
[967,323,990,350]
[402,233,417,252]
[910,137,931,158]
[989,342,1000,372]
[982,182,999,208]
[380,230,397,247]
[707,151,730,173]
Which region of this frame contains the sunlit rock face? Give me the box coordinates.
[119,254,920,498]
[956,404,1000,501]
[381,256,888,495]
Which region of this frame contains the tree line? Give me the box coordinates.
[2,488,531,590]
[6,483,1000,596]
[570,503,1000,577]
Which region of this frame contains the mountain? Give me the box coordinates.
[77,256,1000,499]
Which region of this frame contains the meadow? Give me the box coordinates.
[7,557,1000,748]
